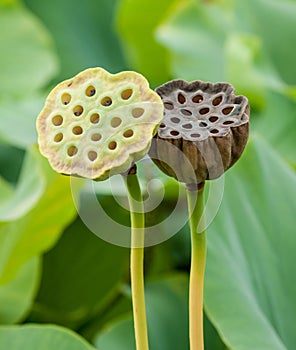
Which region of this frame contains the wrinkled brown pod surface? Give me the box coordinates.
[149,80,250,185]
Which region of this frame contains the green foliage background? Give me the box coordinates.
[0,0,295,349]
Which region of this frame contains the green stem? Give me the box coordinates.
[186,183,206,350]
[123,171,149,350]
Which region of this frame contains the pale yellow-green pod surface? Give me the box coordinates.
[36,67,164,180]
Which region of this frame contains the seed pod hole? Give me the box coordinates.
[101,96,112,106]
[108,141,117,150]
[209,116,219,123]
[132,107,144,118]
[159,123,166,128]
[171,117,180,124]
[210,129,219,134]
[73,105,84,116]
[86,85,96,97]
[121,89,133,100]
[111,117,122,128]
[222,106,234,115]
[199,122,207,127]
[212,95,223,106]
[88,151,98,161]
[199,107,210,115]
[72,126,83,135]
[191,133,201,138]
[54,133,63,142]
[164,102,174,110]
[90,113,100,124]
[178,93,186,104]
[223,120,234,125]
[91,133,102,141]
[67,145,78,157]
[61,93,71,105]
[182,123,193,129]
[123,129,134,138]
[170,130,179,136]
[181,109,192,116]
[192,94,203,103]
[52,115,63,126]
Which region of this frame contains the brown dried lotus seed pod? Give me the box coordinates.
[36,67,164,180]
[149,80,250,185]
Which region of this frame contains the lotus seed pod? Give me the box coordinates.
[149,80,250,185]
[36,67,164,180]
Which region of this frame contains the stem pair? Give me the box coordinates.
[125,169,206,350]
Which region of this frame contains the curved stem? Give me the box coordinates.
[123,172,149,350]
[186,183,206,350]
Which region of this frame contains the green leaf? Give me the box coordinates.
[0,146,81,285]
[205,134,296,349]
[0,324,95,350]
[242,0,296,85]
[145,275,189,350]
[0,145,25,184]
[29,217,129,329]
[156,0,288,110]
[156,0,225,83]
[204,315,228,350]
[23,0,126,81]
[95,274,189,350]
[224,33,283,110]
[253,91,296,165]
[0,177,13,205]
[0,95,45,149]
[0,4,58,97]
[95,274,228,349]
[94,316,133,350]
[0,146,45,221]
[0,257,40,324]
[80,293,132,343]
[116,0,173,86]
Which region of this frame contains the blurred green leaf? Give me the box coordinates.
[156,1,225,83]
[0,3,58,97]
[29,217,129,329]
[95,274,227,349]
[80,293,132,342]
[204,315,227,350]
[94,316,133,350]
[0,146,45,221]
[0,257,40,324]
[0,324,95,350]
[224,33,281,110]
[23,0,127,81]
[0,145,25,184]
[116,0,173,86]
[205,135,296,349]
[0,146,81,285]
[253,91,296,165]
[95,274,189,350]
[145,223,190,278]
[145,275,189,350]
[0,95,45,149]
[242,0,296,85]
[156,0,290,110]
[0,177,13,204]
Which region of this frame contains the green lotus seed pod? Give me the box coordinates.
[36,67,164,180]
[150,80,250,185]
